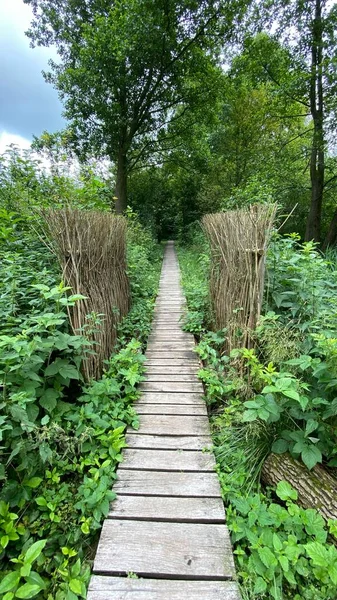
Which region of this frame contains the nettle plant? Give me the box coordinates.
[229,480,337,599]
[0,276,146,598]
[238,344,337,470]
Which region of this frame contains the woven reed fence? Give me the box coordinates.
[202,204,277,351]
[42,209,130,380]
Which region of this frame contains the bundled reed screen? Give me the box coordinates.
[202,204,277,351]
[43,209,130,380]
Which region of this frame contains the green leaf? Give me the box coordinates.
[35,497,47,507]
[15,583,41,599]
[59,365,80,380]
[257,546,277,568]
[24,477,42,489]
[39,443,52,463]
[39,389,59,412]
[305,419,319,436]
[272,438,288,454]
[276,481,298,502]
[279,555,289,572]
[305,542,328,567]
[69,579,82,594]
[253,577,267,594]
[272,533,283,552]
[26,572,46,590]
[301,445,322,470]
[0,571,21,594]
[282,389,300,401]
[328,562,337,585]
[24,540,47,565]
[70,559,81,578]
[242,409,257,422]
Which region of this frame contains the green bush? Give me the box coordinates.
[178,233,337,600]
[0,206,161,598]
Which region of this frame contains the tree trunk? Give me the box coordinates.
[115,148,128,214]
[305,0,325,243]
[261,452,337,522]
[323,207,337,250]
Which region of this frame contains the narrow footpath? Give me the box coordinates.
[87,241,241,599]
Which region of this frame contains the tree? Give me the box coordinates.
[257,0,337,244]
[25,0,249,213]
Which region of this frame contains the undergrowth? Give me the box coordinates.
[0,208,161,599]
[178,232,337,600]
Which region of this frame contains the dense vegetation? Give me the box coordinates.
[0,155,162,599]
[178,232,337,599]
[2,0,337,597]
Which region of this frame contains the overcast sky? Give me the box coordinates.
[0,0,64,152]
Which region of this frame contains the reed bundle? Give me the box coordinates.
[42,208,130,380]
[202,204,277,351]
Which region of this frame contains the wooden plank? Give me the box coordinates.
[119,449,215,471]
[151,327,184,331]
[148,333,192,339]
[145,374,199,382]
[108,495,225,523]
[136,404,207,415]
[152,322,185,325]
[145,359,200,366]
[139,392,204,404]
[88,577,241,600]
[147,339,193,347]
[148,338,193,344]
[146,352,197,360]
[93,520,234,579]
[126,433,212,451]
[114,470,221,497]
[140,382,203,393]
[135,414,209,435]
[145,366,199,374]
[155,301,186,305]
[146,344,195,353]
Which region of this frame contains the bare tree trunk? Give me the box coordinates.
[262,453,337,522]
[323,207,337,250]
[305,0,325,243]
[115,147,128,214]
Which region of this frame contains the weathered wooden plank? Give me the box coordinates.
[152,321,186,326]
[148,338,193,345]
[145,374,199,382]
[120,448,215,471]
[139,392,204,404]
[145,363,201,377]
[114,470,220,497]
[147,339,193,347]
[140,382,203,393]
[156,301,186,305]
[150,327,185,332]
[126,433,211,451]
[135,414,209,435]
[93,520,234,579]
[87,577,241,600]
[136,404,207,415]
[146,345,195,355]
[148,332,192,339]
[146,352,197,360]
[108,495,225,523]
[145,359,200,366]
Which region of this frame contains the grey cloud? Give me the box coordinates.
[0,11,65,139]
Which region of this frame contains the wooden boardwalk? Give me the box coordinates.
[87,242,240,599]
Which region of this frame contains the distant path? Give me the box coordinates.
[87,241,241,599]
